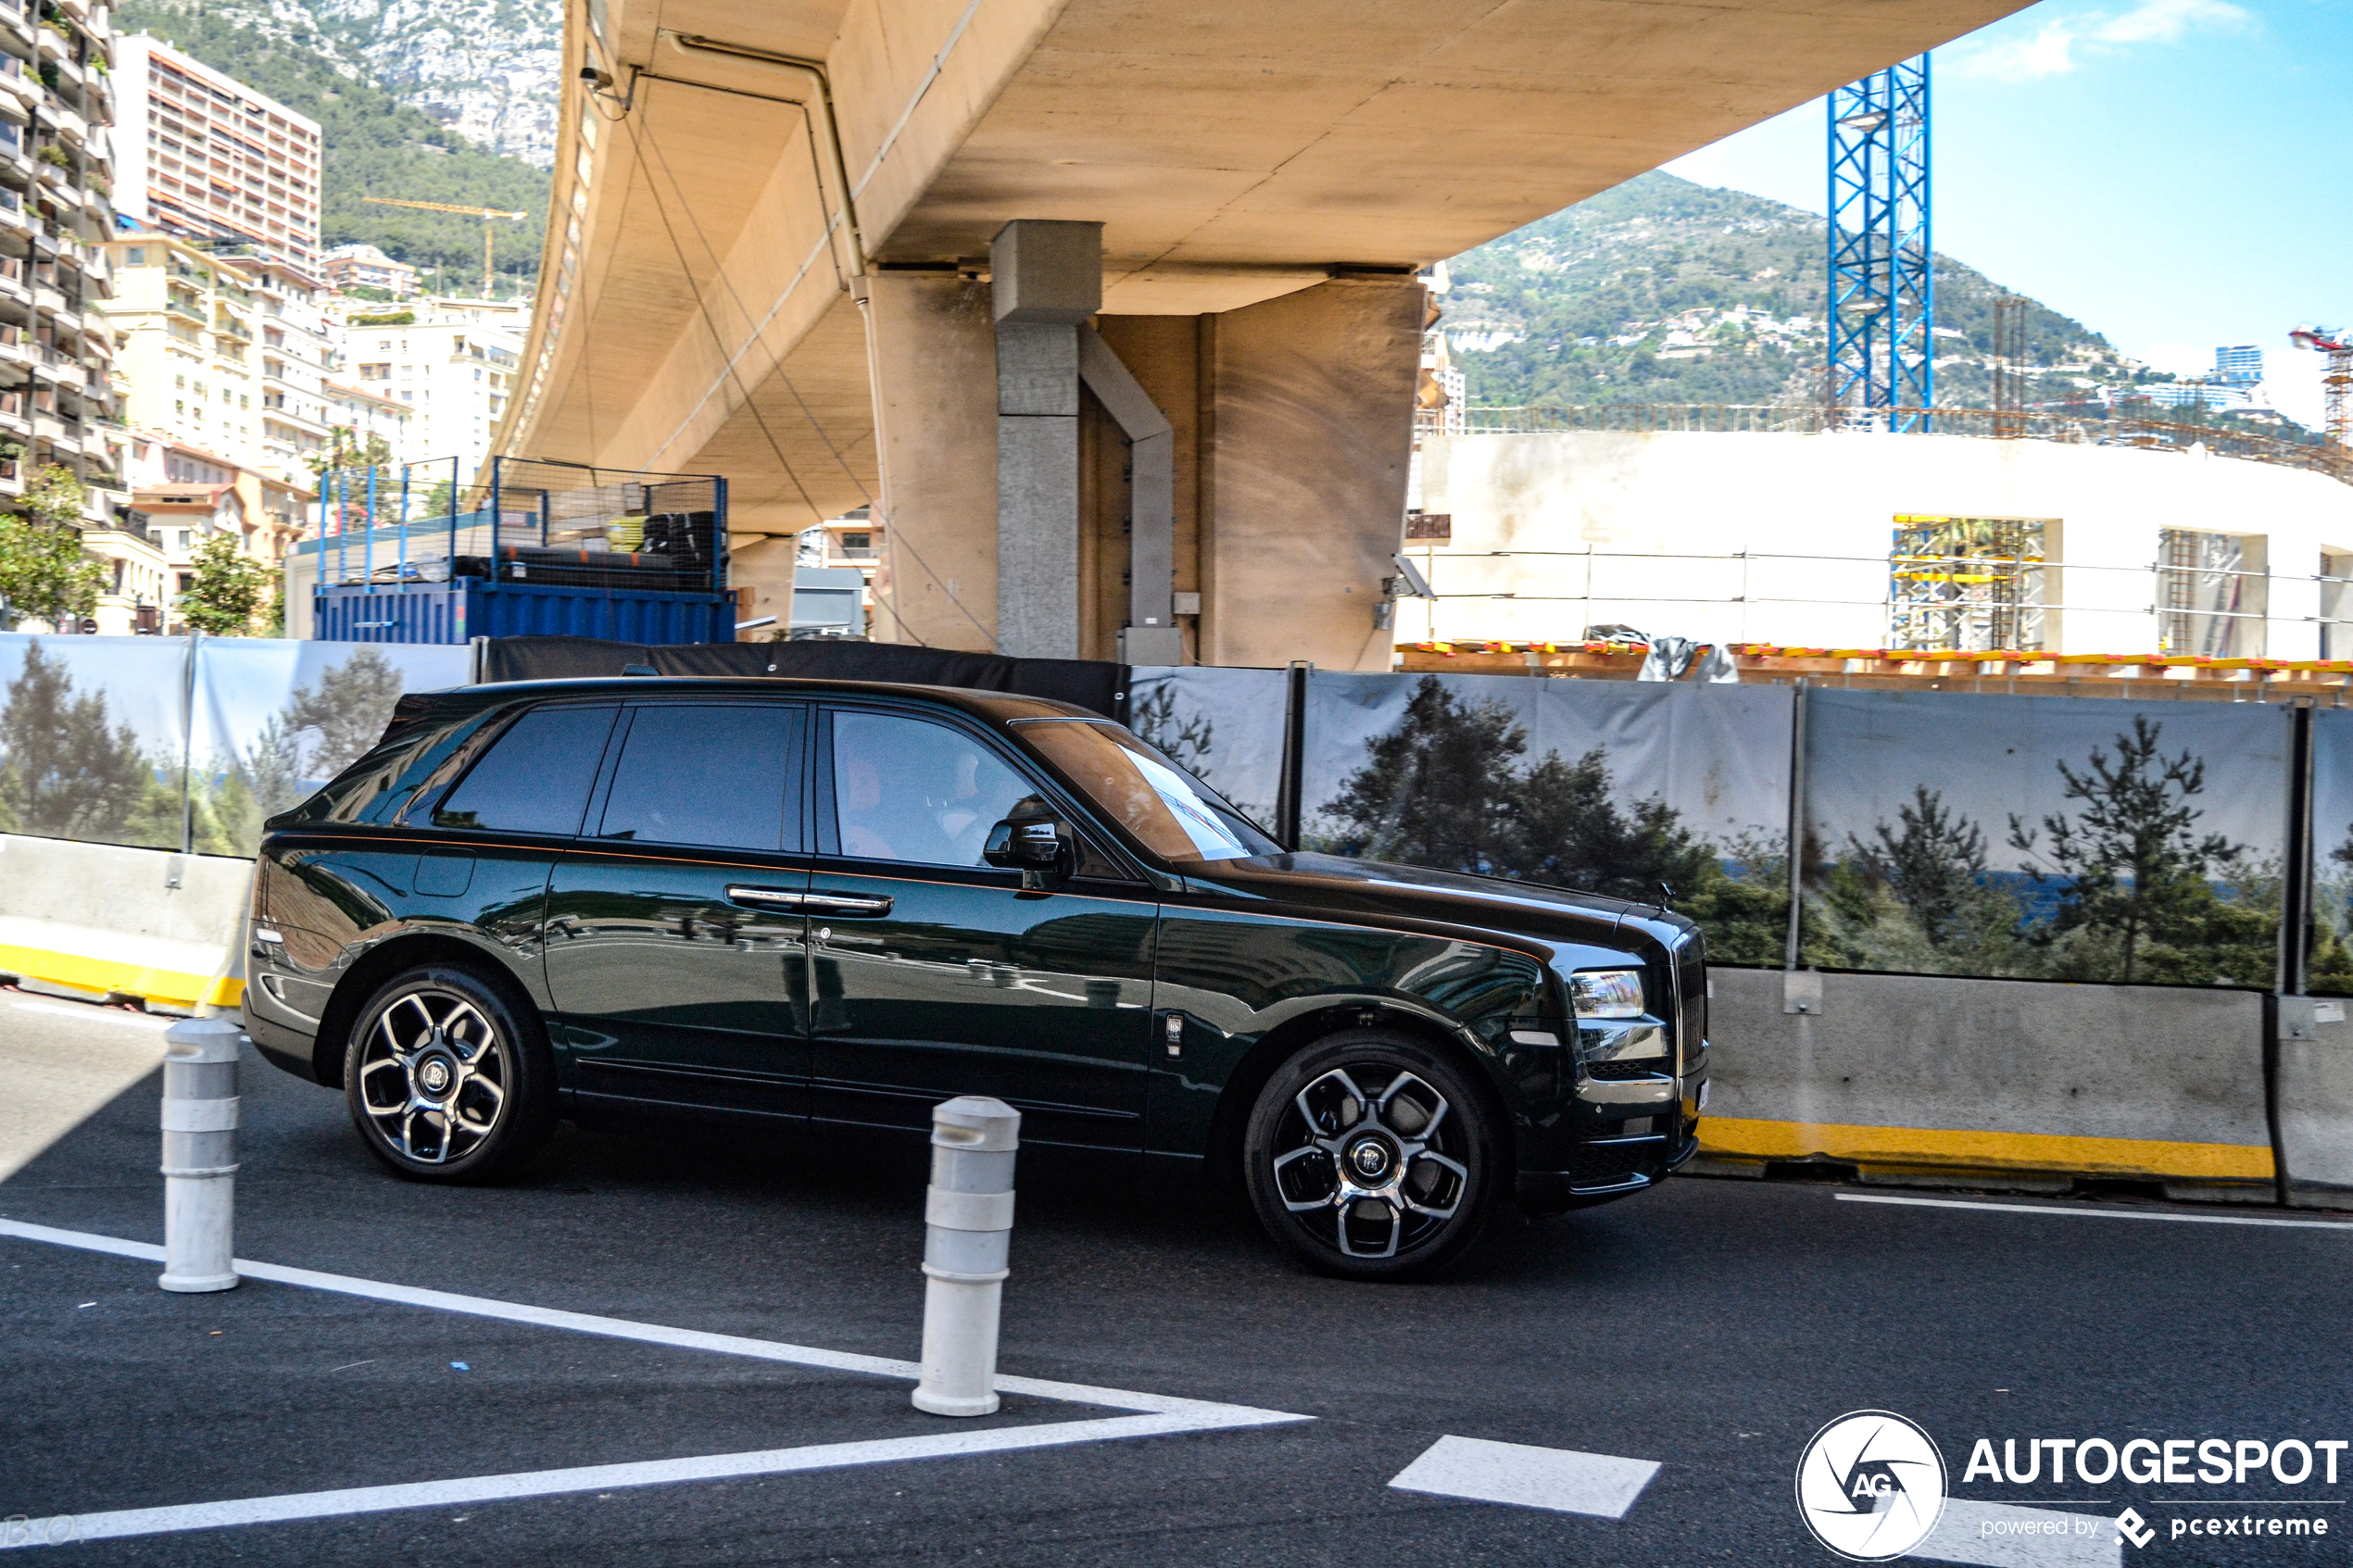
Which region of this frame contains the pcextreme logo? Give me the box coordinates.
[1795,1411,1948,1562]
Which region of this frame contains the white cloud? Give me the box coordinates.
[1954,0,2252,82]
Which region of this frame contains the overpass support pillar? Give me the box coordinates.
[991,220,1101,660]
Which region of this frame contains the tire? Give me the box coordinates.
[343,965,556,1183]
[1242,1030,1503,1281]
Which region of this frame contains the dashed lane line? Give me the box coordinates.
[1835,1193,2353,1231]
[1389,1435,1659,1518]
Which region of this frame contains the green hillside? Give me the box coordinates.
[116,0,549,292]
[1444,172,2168,411]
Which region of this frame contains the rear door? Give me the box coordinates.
[543,699,812,1126]
[803,703,1158,1151]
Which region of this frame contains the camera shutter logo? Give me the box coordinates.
[1795,1411,1948,1562]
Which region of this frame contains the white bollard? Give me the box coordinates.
[158,1018,243,1294]
[912,1095,1020,1417]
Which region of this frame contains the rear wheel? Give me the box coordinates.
[344,966,555,1183]
[1242,1031,1501,1281]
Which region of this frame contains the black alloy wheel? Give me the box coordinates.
[1243,1031,1501,1281]
[344,965,556,1183]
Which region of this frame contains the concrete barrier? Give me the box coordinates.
[2276,999,2353,1210]
[1696,968,2275,1201]
[0,835,251,1015]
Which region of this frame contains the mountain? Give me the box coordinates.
[1442,172,2173,413]
[116,0,553,291]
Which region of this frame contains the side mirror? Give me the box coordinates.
[984,817,1071,888]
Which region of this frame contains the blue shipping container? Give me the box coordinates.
[315,581,734,646]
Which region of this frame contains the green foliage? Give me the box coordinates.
[115,0,549,288]
[347,310,416,326]
[1130,685,1216,784]
[308,426,393,479]
[286,646,404,776]
[1319,675,1787,960]
[0,643,162,843]
[0,467,105,626]
[1447,171,2138,410]
[2007,717,2248,984]
[180,532,272,635]
[36,142,69,170]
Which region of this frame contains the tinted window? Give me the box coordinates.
[1016,720,1275,862]
[597,704,799,851]
[831,711,1037,867]
[433,705,617,834]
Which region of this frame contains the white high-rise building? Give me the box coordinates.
[330,298,522,478]
[111,36,322,274]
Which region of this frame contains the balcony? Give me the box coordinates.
[165,294,205,324]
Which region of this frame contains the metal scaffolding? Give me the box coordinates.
[1828,55,1932,432]
[1888,515,2047,653]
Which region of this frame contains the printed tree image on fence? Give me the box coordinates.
[1313,676,1787,962]
[1806,714,2277,986]
[0,643,177,847]
[0,642,414,858]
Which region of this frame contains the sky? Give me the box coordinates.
[1661,0,2353,427]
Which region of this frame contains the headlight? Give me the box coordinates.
[1570,969,1646,1020]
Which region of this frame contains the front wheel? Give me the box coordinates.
[1242,1032,1502,1281]
[344,966,555,1183]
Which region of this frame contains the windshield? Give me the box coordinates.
[1013,720,1281,864]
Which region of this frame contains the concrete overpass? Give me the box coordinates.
[496,0,2030,668]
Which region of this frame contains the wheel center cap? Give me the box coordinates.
[1347,1137,1392,1182]
[416,1054,454,1096]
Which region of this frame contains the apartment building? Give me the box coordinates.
[110,36,321,272]
[323,243,419,297]
[0,0,139,631]
[321,378,411,466]
[100,232,261,470]
[333,299,522,480]
[120,431,307,633]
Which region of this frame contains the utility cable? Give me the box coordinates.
[625,84,999,650]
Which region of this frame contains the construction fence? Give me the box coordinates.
[1132,664,2353,992]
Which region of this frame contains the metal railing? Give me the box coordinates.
[1428,403,2349,484]
[1400,545,2353,653]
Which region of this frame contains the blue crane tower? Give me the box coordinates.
[1827,55,1932,431]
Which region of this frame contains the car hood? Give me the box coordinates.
[1176,851,1663,949]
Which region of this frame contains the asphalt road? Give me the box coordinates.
[4,989,2349,1566]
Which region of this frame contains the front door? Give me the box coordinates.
[543,699,812,1125]
[804,705,1158,1151]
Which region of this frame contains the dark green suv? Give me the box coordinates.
[245,678,1707,1279]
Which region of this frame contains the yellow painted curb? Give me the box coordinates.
[0,942,245,1011]
[1700,1114,2274,1181]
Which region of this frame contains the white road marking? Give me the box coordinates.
[0,1219,1298,1421]
[3,1411,1265,1549]
[1387,1435,1659,1519]
[1835,1193,2353,1231]
[8,1001,176,1032]
[1917,1499,2121,1568]
[0,1219,1311,1544]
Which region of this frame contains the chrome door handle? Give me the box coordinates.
[725,885,806,908]
[803,891,894,917]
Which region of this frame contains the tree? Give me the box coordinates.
[1130,685,1214,781]
[286,647,406,776]
[1505,744,1718,902]
[180,532,272,635]
[1848,785,2020,951]
[1327,676,1525,872]
[2007,717,2243,984]
[308,425,393,481]
[0,466,104,628]
[0,641,152,841]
